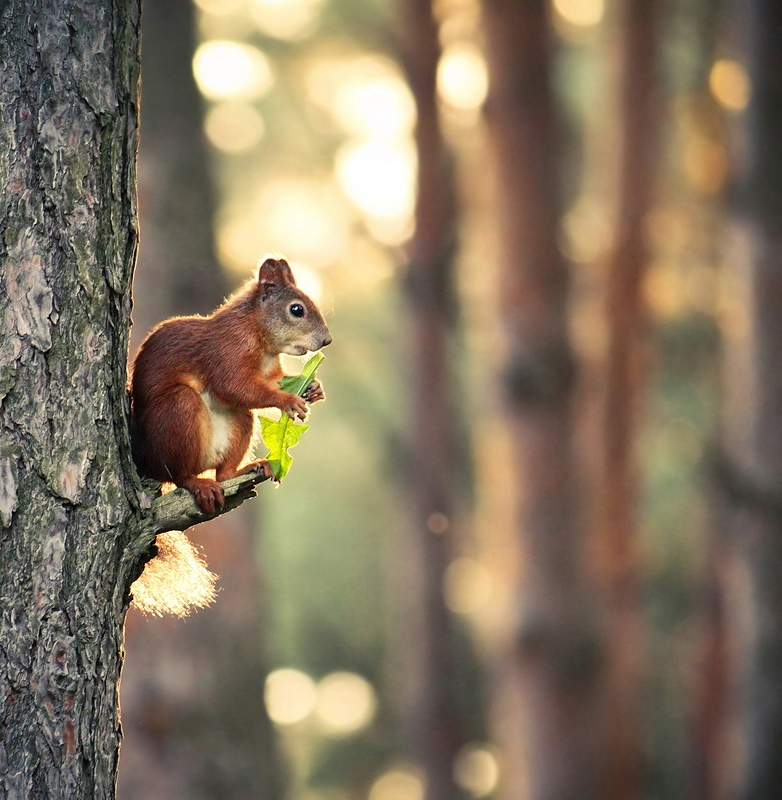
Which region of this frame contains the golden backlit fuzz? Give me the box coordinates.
[130,531,217,617]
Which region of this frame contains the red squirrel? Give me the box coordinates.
[130,256,331,513]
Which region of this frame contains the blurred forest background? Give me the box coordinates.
[117,0,782,798]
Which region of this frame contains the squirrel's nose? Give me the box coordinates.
[321,334,333,348]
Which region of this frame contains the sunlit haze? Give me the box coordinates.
[336,140,417,221]
[204,100,265,152]
[332,76,416,139]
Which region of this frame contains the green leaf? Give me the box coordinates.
[277,351,324,396]
[259,353,324,481]
[260,416,309,481]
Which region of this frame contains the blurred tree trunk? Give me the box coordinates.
[720,0,782,797]
[117,0,286,797]
[0,0,141,796]
[396,1,480,798]
[129,0,226,347]
[597,0,662,797]
[481,1,608,798]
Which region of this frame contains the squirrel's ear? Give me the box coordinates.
[278,258,296,286]
[257,257,282,299]
[257,256,296,298]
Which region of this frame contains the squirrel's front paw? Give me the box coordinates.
[237,459,275,480]
[302,379,325,404]
[281,392,308,420]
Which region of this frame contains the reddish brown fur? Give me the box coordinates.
[130,257,331,512]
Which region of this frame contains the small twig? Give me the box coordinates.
[148,471,272,535]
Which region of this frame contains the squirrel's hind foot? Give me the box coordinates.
[180,477,225,513]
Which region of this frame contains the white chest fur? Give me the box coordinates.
[200,389,236,468]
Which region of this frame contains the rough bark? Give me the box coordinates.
[721,1,782,796]
[0,0,141,796]
[396,2,478,798]
[480,1,605,798]
[597,1,662,797]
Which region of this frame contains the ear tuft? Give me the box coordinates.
[257,255,295,297]
[257,256,281,299]
[278,258,296,286]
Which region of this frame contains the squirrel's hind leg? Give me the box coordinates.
[214,410,259,482]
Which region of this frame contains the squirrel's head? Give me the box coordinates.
[256,256,332,356]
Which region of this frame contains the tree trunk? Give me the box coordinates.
[118,0,285,795]
[396,2,479,798]
[721,1,782,796]
[0,0,141,797]
[480,1,605,798]
[597,1,662,797]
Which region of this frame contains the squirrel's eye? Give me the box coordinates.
[289,303,305,318]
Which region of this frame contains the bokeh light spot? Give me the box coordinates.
[453,744,500,797]
[443,557,493,615]
[437,43,488,111]
[369,768,425,800]
[333,77,416,138]
[552,0,604,27]
[193,40,273,100]
[205,100,265,153]
[335,140,417,220]
[709,59,751,112]
[250,0,324,40]
[314,671,377,736]
[264,668,317,726]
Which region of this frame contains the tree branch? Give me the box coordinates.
[148,471,272,535]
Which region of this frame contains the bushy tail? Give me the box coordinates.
[130,531,217,617]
